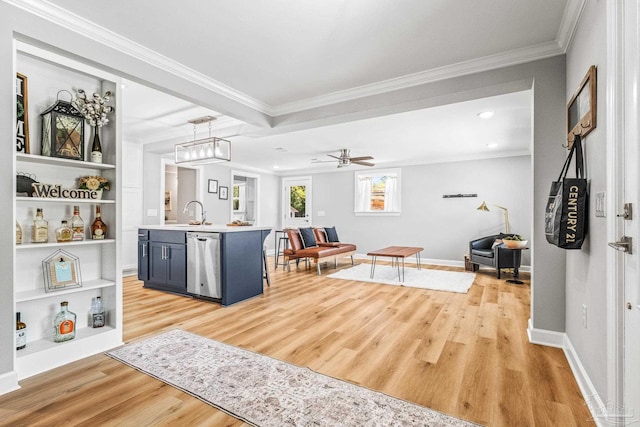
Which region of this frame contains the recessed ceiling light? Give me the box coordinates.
[478,111,494,119]
[487,142,498,149]
[273,165,280,169]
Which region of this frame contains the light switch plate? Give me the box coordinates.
[318,211,326,217]
[595,192,605,217]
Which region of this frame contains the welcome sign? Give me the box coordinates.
[32,183,101,200]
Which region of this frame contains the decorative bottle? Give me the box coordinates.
[71,205,85,241]
[55,220,73,243]
[91,206,107,240]
[16,221,22,245]
[90,130,102,163]
[90,296,105,328]
[16,312,27,350]
[53,301,76,342]
[32,208,48,243]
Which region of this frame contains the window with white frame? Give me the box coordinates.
[354,168,401,215]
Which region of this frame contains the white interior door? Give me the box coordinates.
[622,0,640,420]
[283,176,312,229]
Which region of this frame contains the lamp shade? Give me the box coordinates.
[477,201,490,211]
[41,92,84,161]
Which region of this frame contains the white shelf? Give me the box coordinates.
[16,279,116,303]
[16,196,115,204]
[16,326,116,358]
[16,153,115,170]
[16,239,115,250]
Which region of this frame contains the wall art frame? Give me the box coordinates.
[567,65,597,148]
[208,179,218,193]
[219,186,228,200]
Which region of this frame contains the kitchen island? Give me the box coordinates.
[138,225,272,306]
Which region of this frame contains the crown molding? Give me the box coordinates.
[7,0,569,118]
[555,0,588,52]
[272,41,563,116]
[5,0,276,115]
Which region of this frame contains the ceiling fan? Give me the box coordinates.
[313,148,375,168]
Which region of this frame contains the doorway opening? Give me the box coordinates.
[282,176,312,229]
[231,170,259,224]
[162,160,200,224]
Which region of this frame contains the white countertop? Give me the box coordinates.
[140,225,273,233]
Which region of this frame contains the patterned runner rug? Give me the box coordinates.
[107,329,478,427]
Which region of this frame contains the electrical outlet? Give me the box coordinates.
[147,209,158,217]
[318,211,326,217]
[582,304,588,328]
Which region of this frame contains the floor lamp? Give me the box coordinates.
[477,201,510,234]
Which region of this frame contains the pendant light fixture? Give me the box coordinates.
[175,116,231,164]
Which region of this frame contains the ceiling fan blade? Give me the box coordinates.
[327,154,341,160]
[349,156,374,161]
[352,160,375,167]
[311,159,337,163]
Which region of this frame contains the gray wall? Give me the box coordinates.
[565,0,608,399]
[307,156,532,266]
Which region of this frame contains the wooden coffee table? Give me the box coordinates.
[367,246,424,282]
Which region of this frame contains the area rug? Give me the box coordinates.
[107,329,477,427]
[327,264,475,293]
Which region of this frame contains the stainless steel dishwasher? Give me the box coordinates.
[187,232,221,299]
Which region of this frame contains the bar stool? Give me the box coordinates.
[263,245,271,286]
[274,230,289,269]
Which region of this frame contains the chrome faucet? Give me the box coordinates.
[183,200,206,225]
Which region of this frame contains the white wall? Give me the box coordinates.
[564,0,608,401]
[307,156,532,265]
[121,142,144,273]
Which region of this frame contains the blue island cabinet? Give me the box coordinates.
[220,229,271,306]
[138,227,271,306]
[140,230,187,295]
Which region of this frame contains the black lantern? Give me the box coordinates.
[41,90,84,160]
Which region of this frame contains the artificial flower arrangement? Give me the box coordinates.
[73,89,114,127]
[78,176,110,191]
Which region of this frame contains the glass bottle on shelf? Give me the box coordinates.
[55,220,73,243]
[91,206,107,240]
[32,208,48,243]
[90,129,103,164]
[53,301,76,342]
[16,312,27,350]
[16,221,22,245]
[71,205,85,241]
[90,296,105,328]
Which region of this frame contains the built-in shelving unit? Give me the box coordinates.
[13,41,122,380]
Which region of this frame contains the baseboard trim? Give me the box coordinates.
[353,254,531,272]
[0,371,20,396]
[527,320,605,426]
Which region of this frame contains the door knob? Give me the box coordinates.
[608,236,632,254]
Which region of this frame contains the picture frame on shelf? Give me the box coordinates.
[43,249,82,292]
[567,65,596,147]
[219,186,228,200]
[208,179,218,193]
[16,73,30,153]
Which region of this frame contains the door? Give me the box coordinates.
[137,240,149,281]
[283,176,312,229]
[148,241,167,283]
[622,0,640,420]
[165,243,187,289]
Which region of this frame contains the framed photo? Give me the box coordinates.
[16,73,30,153]
[219,186,228,200]
[43,249,82,292]
[567,65,596,147]
[208,179,218,193]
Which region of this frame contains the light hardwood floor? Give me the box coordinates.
[0,259,595,426]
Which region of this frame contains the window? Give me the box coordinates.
[233,183,246,212]
[354,168,401,215]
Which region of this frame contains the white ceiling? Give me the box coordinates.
[38,0,577,173]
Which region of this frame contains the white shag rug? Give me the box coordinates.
[327,264,476,293]
[108,329,478,427]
